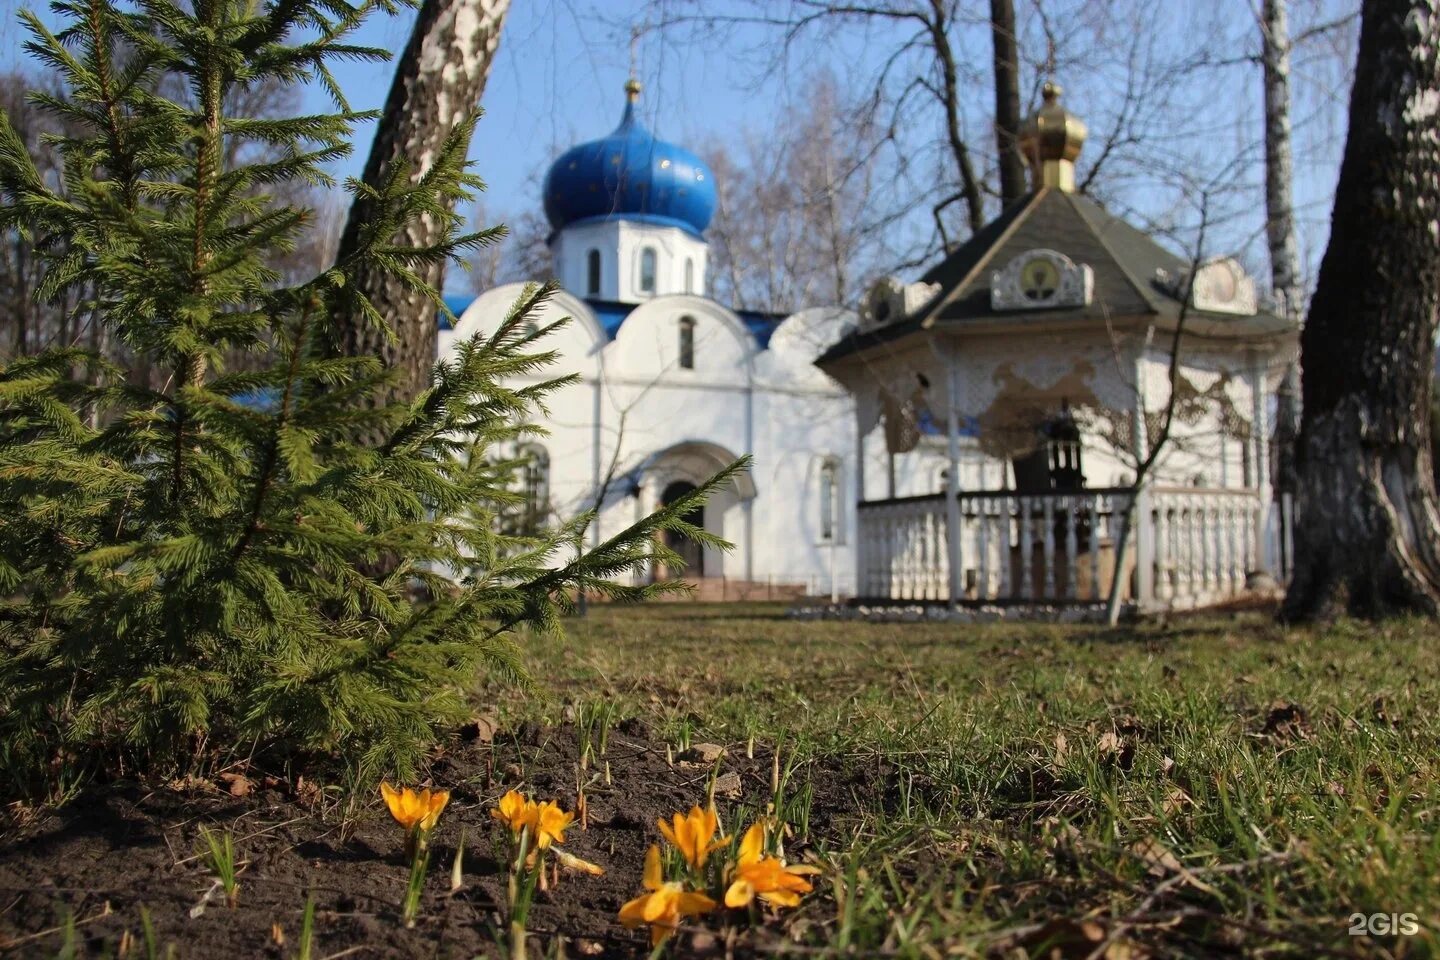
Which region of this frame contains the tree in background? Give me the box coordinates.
[0,0,733,795]
[0,67,341,382]
[652,0,1357,288]
[1281,0,1440,620]
[703,74,888,315]
[325,0,511,418]
[466,200,553,295]
[989,0,1025,208]
[0,72,84,359]
[1262,0,1320,501]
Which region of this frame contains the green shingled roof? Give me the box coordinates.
[818,188,1289,367]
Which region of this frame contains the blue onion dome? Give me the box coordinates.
[543,79,717,238]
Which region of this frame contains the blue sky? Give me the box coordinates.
[2,0,1357,296]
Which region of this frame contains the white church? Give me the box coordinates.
[443,79,1299,612]
[442,79,859,600]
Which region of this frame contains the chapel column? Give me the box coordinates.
[1249,351,1273,577]
[943,353,965,605]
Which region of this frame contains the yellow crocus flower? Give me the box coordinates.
[380,782,450,833]
[489,791,575,849]
[724,822,821,909]
[619,845,716,947]
[657,804,730,870]
[532,799,575,849]
[490,789,532,834]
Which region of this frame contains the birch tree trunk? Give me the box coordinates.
[1281,0,1440,621]
[1262,0,1303,495]
[1261,0,1302,311]
[327,0,510,412]
[989,0,1026,208]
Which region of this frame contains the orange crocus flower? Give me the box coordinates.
[533,799,575,850]
[380,782,450,833]
[657,804,730,870]
[619,845,716,946]
[491,789,532,834]
[724,822,820,909]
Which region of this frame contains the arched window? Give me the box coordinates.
[518,443,549,534]
[678,316,696,370]
[586,249,602,296]
[684,258,695,294]
[639,247,657,294]
[819,459,840,542]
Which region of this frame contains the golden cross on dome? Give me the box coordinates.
[627,27,642,102]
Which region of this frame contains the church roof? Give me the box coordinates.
[438,293,472,330]
[817,187,1290,366]
[438,294,786,347]
[542,81,717,239]
[585,298,786,345]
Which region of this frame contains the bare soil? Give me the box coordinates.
[0,721,860,959]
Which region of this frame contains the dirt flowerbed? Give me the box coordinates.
[0,723,857,959]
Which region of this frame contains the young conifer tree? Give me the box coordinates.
[0,0,735,791]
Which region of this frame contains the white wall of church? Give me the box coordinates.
[445,283,859,597]
[550,219,709,302]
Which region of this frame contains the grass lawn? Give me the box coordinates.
[487,604,1440,957]
[3,605,1438,958]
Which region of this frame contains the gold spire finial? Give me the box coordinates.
[626,26,642,103]
[1019,82,1087,193]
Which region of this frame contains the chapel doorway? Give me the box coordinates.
[661,481,704,577]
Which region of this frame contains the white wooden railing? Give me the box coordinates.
[1151,488,1255,607]
[857,487,1293,608]
[961,489,1134,603]
[856,494,952,602]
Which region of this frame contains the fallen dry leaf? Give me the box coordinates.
[712,771,743,799]
[1130,836,1184,877]
[1097,730,1135,770]
[460,714,499,743]
[1161,786,1192,815]
[679,742,726,765]
[217,772,253,798]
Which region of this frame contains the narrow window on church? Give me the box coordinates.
[820,460,839,541]
[518,443,549,535]
[640,247,657,294]
[586,249,601,296]
[678,316,695,369]
[684,258,694,293]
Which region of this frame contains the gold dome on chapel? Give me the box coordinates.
[1019,82,1087,192]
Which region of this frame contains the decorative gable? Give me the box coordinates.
[860,276,940,331]
[1190,258,1259,315]
[1154,257,1259,316]
[990,249,1094,312]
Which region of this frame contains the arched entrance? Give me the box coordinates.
[661,480,704,577]
[637,440,757,586]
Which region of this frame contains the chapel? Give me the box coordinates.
[817,83,1297,610]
